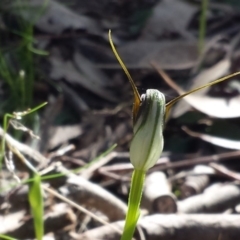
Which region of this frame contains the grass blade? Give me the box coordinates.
[28,172,44,240]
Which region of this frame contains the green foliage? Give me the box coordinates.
[199,0,208,53]
[0,234,17,240]
[0,18,35,114]
[0,102,47,239]
[0,0,48,126]
[0,102,47,168]
[28,172,44,240]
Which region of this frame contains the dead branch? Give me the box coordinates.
[0,127,48,166]
[180,165,210,198]
[178,183,240,213]
[142,171,177,213]
[77,214,240,240]
[1,203,75,239]
[57,164,127,221]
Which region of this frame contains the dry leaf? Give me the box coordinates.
[49,125,83,149]
[50,53,118,102]
[183,127,240,150]
[141,0,197,40]
[172,58,230,117]
[98,40,199,70]
[74,52,115,88]
[9,0,100,35]
[162,58,239,118]
[176,94,240,118]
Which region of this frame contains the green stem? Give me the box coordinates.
[198,0,208,54]
[121,169,145,240]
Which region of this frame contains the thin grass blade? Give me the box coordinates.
[28,172,44,240]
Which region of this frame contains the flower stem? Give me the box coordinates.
[121,169,145,240]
